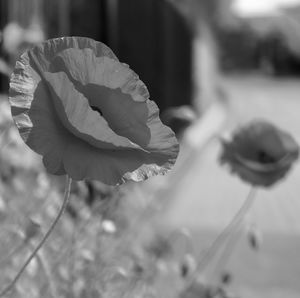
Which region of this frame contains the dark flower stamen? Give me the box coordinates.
[257,150,276,164]
[90,105,103,116]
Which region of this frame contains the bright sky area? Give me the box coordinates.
[232,0,300,16]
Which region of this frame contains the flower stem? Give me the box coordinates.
[186,187,257,285]
[0,175,72,297]
[210,220,244,280]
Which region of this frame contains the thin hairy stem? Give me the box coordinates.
[0,175,72,297]
[186,187,257,286]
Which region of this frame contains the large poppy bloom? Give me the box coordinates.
[220,120,299,187]
[9,37,179,184]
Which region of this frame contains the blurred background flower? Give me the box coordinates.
[220,120,299,187]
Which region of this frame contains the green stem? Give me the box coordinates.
[186,187,257,285]
[0,175,72,297]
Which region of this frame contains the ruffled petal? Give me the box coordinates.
[52,49,149,101]
[10,63,67,175]
[50,49,152,147]
[43,71,147,151]
[26,38,154,148]
[28,36,118,72]
[10,70,173,183]
[62,136,174,184]
[144,100,180,155]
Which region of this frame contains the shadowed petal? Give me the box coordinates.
[11,75,67,175]
[43,71,147,151]
[220,120,299,187]
[50,50,152,147]
[28,37,118,72]
[144,100,180,154]
[53,50,149,101]
[62,137,175,184]
[229,121,299,162]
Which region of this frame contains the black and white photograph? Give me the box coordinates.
[0,0,299,297]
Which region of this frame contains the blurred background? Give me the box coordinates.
[1,0,300,110]
[0,1,300,298]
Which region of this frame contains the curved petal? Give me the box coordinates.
[60,100,179,183]
[28,36,118,73]
[231,120,299,162]
[27,39,153,148]
[79,82,151,147]
[235,152,298,172]
[43,71,148,151]
[10,72,175,184]
[50,50,152,147]
[220,120,299,187]
[52,49,149,102]
[10,74,67,175]
[223,156,292,187]
[144,100,180,155]
[62,136,175,184]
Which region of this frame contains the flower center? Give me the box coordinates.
[257,150,276,164]
[90,105,103,116]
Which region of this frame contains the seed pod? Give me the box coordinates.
[247,226,263,251]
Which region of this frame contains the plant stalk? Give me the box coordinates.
[186,187,257,286]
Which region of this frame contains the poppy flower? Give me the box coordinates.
[9,37,179,184]
[220,120,299,187]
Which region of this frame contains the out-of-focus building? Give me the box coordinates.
[217,0,300,74]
